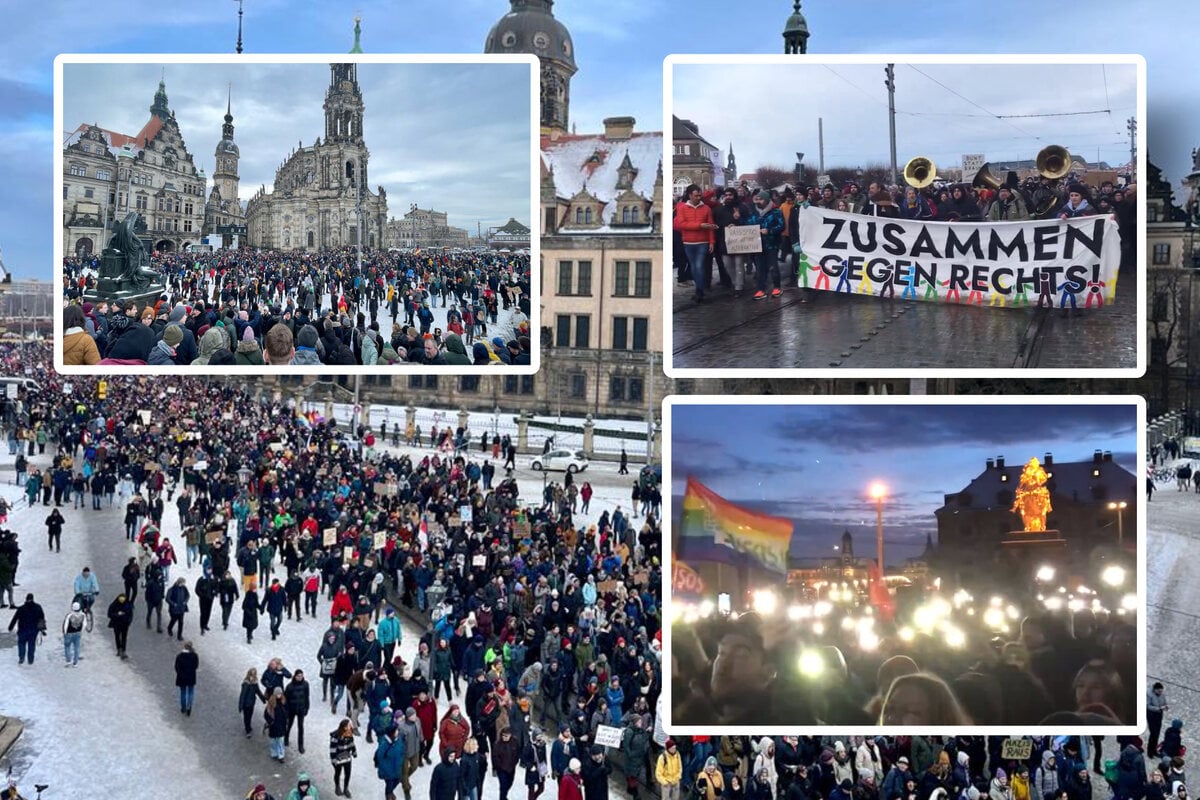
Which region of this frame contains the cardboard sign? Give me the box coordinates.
[460,505,473,524]
[373,531,387,551]
[631,568,650,587]
[448,515,462,528]
[138,409,152,425]
[323,528,337,546]
[205,529,225,545]
[597,580,620,594]
[1001,739,1033,761]
[342,545,355,563]
[472,554,487,568]
[515,519,531,538]
[594,725,623,748]
[723,225,763,255]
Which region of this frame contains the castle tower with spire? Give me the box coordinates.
[484,0,576,137]
[783,0,811,54]
[205,84,246,245]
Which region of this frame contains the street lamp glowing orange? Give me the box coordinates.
[868,482,886,573]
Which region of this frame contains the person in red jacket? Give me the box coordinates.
[672,184,717,303]
[438,704,471,757]
[558,759,584,800]
[413,689,438,765]
[330,586,353,620]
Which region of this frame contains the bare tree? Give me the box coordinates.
[755,166,792,191]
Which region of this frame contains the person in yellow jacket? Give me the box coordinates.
[656,739,682,800]
[696,757,725,800]
[1012,764,1031,800]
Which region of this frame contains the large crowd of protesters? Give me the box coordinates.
[673,173,1138,303]
[60,247,533,367]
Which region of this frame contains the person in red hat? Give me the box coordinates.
[657,739,683,800]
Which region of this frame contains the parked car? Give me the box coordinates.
[531,449,589,473]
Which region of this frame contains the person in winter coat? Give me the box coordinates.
[375,725,407,800]
[106,593,134,658]
[1012,765,1032,800]
[432,638,454,701]
[265,686,291,762]
[399,708,425,798]
[413,690,438,765]
[242,586,260,643]
[991,769,1014,800]
[318,632,342,703]
[235,326,265,365]
[1034,751,1061,800]
[329,718,358,797]
[884,758,914,800]
[493,726,522,800]
[559,758,585,800]
[174,640,199,714]
[166,577,190,640]
[458,736,485,800]
[857,738,885,787]
[1163,720,1185,760]
[219,571,240,630]
[195,570,217,634]
[438,704,471,758]
[753,737,779,800]
[240,668,268,737]
[246,783,278,800]
[622,718,652,799]
[429,750,462,800]
[377,608,401,665]
[45,508,64,551]
[582,745,612,800]
[261,578,288,640]
[1113,745,1147,800]
[656,739,683,800]
[285,670,311,754]
[284,772,319,800]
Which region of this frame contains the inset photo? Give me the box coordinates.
[55,54,539,374]
[663,395,1145,734]
[665,55,1146,377]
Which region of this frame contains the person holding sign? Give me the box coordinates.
[746,191,785,301]
[672,185,717,303]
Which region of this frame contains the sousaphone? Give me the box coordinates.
[903,156,937,189]
[1031,145,1073,217]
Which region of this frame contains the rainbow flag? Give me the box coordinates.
[681,478,793,575]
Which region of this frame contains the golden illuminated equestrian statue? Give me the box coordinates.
[1011,457,1052,532]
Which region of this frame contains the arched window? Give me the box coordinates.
[584,207,593,224]
[622,207,630,224]
[631,206,639,223]
[307,231,315,248]
[575,207,583,224]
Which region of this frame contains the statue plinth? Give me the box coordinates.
[84,247,165,309]
[1001,529,1067,548]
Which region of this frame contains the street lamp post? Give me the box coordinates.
[493,405,500,437]
[869,482,887,573]
[1107,500,1128,547]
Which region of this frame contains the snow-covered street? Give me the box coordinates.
[0,440,642,798]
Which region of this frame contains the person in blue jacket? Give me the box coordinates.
[375,724,407,800]
[746,190,785,300]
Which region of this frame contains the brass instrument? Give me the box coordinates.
[971,163,1003,191]
[903,156,937,189]
[1036,145,1072,180]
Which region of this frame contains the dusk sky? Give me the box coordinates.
[3,0,1199,278]
[672,404,1138,564]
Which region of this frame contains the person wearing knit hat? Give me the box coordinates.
[288,772,316,799]
[1058,183,1094,218]
[294,324,322,365]
[147,323,183,366]
[236,324,266,366]
[247,784,271,800]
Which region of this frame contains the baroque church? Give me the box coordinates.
[244,62,388,252]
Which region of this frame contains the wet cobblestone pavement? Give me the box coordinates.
[670,279,1138,370]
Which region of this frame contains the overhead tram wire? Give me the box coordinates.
[1101,64,1112,117]
[821,65,889,107]
[904,64,1046,144]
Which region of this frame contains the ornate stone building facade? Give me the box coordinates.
[203,86,247,248]
[671,115,730,197]
[244,63,388,251]
[63,78,207,256]
[385,206,469,250]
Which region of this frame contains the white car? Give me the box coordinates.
[531,449,589,473]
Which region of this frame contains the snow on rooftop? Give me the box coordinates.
[542,131,662,227]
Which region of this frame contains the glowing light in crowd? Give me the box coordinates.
[929,596,952,618]
[1121,594,1138,611]
[913,606,936,632]
[1044,597,1065,611]
[812,621,826,636]
[952,590,972,608]
[698,599,715,618]
[1102,565,1126,587]
[989,596,1003,607]
[841,616,856,632]
[1006,605,1020,620]
[943,625,966,648]
[813,601,833,617]
[856,617,875,633]
[798,650,824,678]
[898,626,915,642]
[787,605,810,621]
[1036,565,1056,582]
[1067,598,1085,612]
[1076,586,1092,595]
[752,589,778,616]
[669,605,685,624]
[717,593,732,616]
[858,629,881,651]
[983,607,1005,629]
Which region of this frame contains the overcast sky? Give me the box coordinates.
[675,62,1138,177]
[2,0,1199,278]
[672,404,1137,564]
[61,61,530,239]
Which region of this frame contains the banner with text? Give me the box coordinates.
[791,207,1121,309]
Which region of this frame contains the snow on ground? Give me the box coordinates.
[0,443,642,798]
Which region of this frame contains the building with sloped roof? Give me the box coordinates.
[935,451,1136,556]
[62,77,208,258]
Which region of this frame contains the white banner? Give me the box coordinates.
[723,225,762,255]
[594,725,623,748]
[791,207,1121,309]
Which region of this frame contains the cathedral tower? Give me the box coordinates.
[484,0,576,137]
